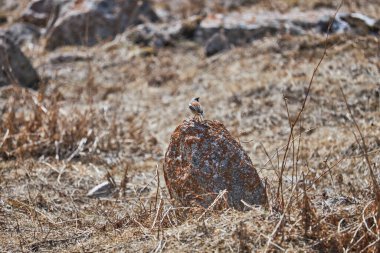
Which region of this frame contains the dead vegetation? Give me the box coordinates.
[1,1,380,252]
[0,84,117,160]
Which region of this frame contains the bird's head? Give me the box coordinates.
[193,97,200,102]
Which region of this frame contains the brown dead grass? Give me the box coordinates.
[1,2,380,252]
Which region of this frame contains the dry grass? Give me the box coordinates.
[1,1,380,252]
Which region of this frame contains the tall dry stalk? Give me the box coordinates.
[275,0,344,209]
[339,86,380,250]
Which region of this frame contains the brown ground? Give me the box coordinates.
[1,1,380,252]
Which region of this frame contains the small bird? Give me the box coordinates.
[189,97,204,121]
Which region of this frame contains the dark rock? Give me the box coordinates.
[318,14,351,34]
[136,0,160,25]
[222,0,261,10]
[45,0,159,50]
[20,0,56,27]
[204,31,230,57]
[48,51,92,64]
[164,119,267,210]
[340,13,378,35]
[375,20,380,33]
[198,10,380,50]
[318,13,378,35]
[284,23,306,36]
[196,13,282,45]
[0,34,40,89]
[0,15,6,25]
[222,23,279,45]
[3,23,41,46]
[196,9,376,45]
[128,22,181,48]
[20,0,70,27]
[127,15,203,48]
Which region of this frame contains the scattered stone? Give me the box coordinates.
[315,12,380,35]
[222,0,261,10]
[198,18,280,46]
[128,22,181,48]
[0,15,7,25]
[0,34,40,89]
[197,10,379,46]
[129,9,331,49]
[17,1,380,52]
[20,0,63,27]
[48,51,92,64]
[340,13,379,35]
[318,15,351,34]
[2,23,41,46]
[127,15,203,48]
[45,0,159,50]
[126,9,379,52]
[204,31,231,57]
[164,119,267,210]
[87,181,116,198]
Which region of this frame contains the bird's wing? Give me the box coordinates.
[189,103,203,114]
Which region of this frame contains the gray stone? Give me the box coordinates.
[3,23,41,46]
[128,22,181,47]
[45,0,159,50]
[204,31,230,57]
[87,181,117,198]
[317,13,379,35]
[196,10,380,47]
[340,13,378,35]
[196,13,286,45]
[318,14,351,34]
[0,34,40,89]
[222,0,261,10]
[20,0,71,27]
[127,15,203,48]
[48,51,92,64]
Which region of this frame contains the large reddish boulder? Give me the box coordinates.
[164,119,267,210]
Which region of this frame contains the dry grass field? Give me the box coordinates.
[1,0,380,252]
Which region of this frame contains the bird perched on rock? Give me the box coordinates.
[189,97,204,121]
